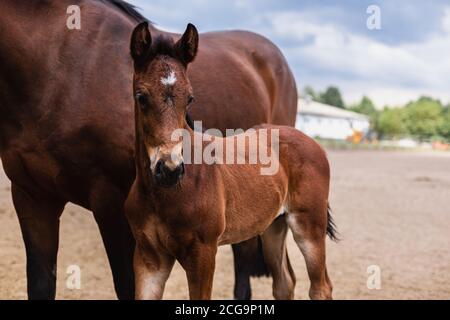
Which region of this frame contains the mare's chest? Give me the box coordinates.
[1,130,64,197]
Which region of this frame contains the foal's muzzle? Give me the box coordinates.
[154,159,185,187]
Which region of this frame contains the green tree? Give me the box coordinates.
[404,97,444,141]
[303,85,317,100]
[318,86,345,109]
[439,110,450,141]
[377,107,408,138]
[348,96,379,130]
[349,96,377,115]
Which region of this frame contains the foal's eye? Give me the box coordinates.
[135,92,149,110]
[187,95,195,105]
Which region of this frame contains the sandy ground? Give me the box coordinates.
[0,150,449,300]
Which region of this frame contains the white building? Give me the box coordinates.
[296,98,370,140]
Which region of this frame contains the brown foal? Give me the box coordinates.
[125,22,336,300]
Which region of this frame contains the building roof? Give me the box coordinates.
[298,98,369,121]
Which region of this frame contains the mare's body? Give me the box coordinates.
[0,0,297,299]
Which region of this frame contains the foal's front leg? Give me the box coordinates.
[134,245,175,300]
[179,243,218,300]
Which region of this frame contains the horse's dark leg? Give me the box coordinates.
[232,236,270,300]
[11,184,65,300]
[91,182,135,300]
[232,242,252,300]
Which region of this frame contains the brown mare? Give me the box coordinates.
[0,1,297,299]
[125,23,337,300]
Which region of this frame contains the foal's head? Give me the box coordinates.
[130,22,198,187]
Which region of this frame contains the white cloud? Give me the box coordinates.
[131,1,450,107]
[443,7,450,33]
[267,9,450,107]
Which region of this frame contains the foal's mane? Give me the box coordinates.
[99,0,150,23]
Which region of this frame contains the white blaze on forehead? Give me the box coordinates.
[160,70,177,86]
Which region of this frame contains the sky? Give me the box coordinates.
[129,0,450,109]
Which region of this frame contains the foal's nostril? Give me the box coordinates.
[179,162,185,176]
[154,160,184,187]
[155,159,164,176]
[172,163,185,178]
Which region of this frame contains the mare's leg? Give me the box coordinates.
[91,180,135,300]
[179,243,217,300]
[11,184,65,300]
[232,238,261,300]
[134,245,175,300]
[286,202,332,300]
[261,215,296,300]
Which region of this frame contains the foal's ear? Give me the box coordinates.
[130,22,152,64]
[175,23,199,66]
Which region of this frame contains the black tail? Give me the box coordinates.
[327,204,340,242]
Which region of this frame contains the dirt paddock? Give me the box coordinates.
[0,150,449,299]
